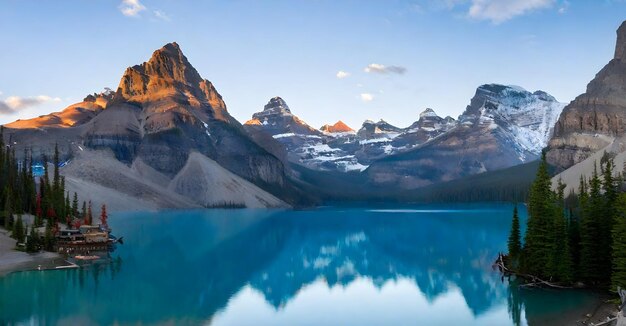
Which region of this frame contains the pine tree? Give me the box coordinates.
[87,201,93,225]
[548,179,573,282]
[612,193,626,290]
[43,222,55,251]
[25,224,40,253]
[508,204,522,266]
[81,201,87,222]
[100,204,108,229]
[523,152,554,276]
[12,215,25,244]
[580,163,604,284]
[72,192,78,218]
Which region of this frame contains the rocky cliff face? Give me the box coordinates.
[320,121,354,134]
[245,97,321,136]
[546,21,626,171]
[4,42,296,208]
[366,85,565,189]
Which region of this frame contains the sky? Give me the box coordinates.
[1,0,626,129]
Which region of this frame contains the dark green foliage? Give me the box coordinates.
[580,164,605,284]
[548,179,572,282]
[516,153,626,288]
[25,224,40,253]
[12,216,25,244]
[611,194,626,290]
[43,222,55,251]
[508,205,522,265]
[72,192,78,218]
[522,153,554,276]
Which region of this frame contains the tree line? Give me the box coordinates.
[506,151,626,290]
[0,127,108,252]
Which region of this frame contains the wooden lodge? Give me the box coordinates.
[56,224,114,254]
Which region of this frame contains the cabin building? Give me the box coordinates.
[55,224,112,254]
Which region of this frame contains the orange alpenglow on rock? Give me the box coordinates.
[320,121,354,133]
[5,94,111,129]
[244,118,262,126]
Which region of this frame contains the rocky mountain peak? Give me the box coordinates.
[419,108,440,119]
[115,42,229,122]
[616,20,626,60]
[320,120,354,133]
[263,97,291,114]
[246,97,320,136]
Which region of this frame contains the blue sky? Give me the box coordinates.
[1,1,625,129]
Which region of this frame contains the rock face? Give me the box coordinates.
[4,42,295,208]
[245,97,321,136]
[320,121,354,134]
[366,84,565,189]
[546,21,626,171]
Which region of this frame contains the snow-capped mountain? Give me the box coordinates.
[245,97,322,136]
[245,98,459,172]
[459,84,565,159]
[366,84,566,189]
[245,85,564,180]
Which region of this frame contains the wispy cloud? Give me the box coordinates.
[119,0,147,17]
[468,0,556,24]
[0,95,61,114]
[412,0,561,24]
[360,93,374,102]
[558,0,570,14]
[153,10,171,21]
[364,63,407,75]
[336,71,350,79]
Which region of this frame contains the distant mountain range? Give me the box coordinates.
[245,84,564,189]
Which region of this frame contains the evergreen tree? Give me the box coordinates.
[508,204,522,266]
[12,216,25,244]
[25,224,40,253]
[43,221,55,251]
[580,163,604,284]
[523,152,554,276]
[81,201,87,222]
[3,189,13,229]
[100,204,108,228]
[612,193,626,290]
[548,179,573,282]
[72,192,78,218]
[87,201,93,225]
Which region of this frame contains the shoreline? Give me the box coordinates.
[0,228,63,277]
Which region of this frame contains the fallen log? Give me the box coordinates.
[493,253,573,289]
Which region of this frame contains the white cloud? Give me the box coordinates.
[364,63,407,75]
[558,0,570,14]
[360,93,374,102]
[153,10,171,21]
[336,71,350,79]
[119,0,146,17]
[468,0,555,24]
[0,95,61,114]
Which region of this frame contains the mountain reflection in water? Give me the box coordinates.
[0,205,600,325]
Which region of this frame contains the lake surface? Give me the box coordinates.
[0,204,602,325]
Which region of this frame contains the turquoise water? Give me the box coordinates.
[0,204,600,325]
